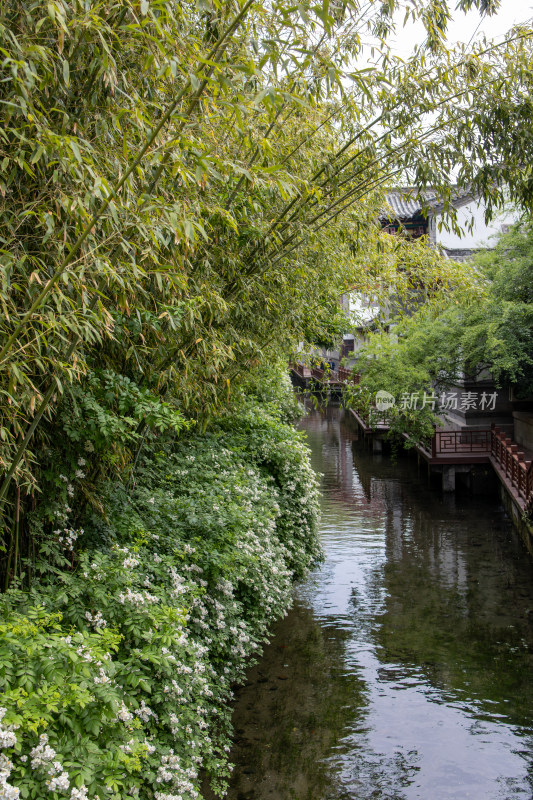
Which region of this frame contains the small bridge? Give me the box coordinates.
[289,361,360,390]
[289,363,533,517]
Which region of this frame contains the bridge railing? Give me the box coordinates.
[289,361,304,377]
[290,362,361,386]
[338,367,360,384]
[432,429,492,457]
[491,426,533,505]
[311,367,325,381]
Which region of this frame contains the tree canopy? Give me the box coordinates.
[0,0,533,515]
[350,217,533,443]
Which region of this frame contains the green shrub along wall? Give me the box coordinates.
[0,391,321,800]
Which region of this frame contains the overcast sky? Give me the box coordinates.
[389,0,533,57]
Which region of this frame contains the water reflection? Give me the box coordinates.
[225,406,533,800]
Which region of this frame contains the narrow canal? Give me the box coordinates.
[225,405,533,800]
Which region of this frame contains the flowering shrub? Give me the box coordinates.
[0,394,320,800]
[214,402,322,578]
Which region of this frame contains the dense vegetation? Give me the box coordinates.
[1,0,533,797]
[0,371,321,800]
[1,0,533,537]
[350,218,533,441]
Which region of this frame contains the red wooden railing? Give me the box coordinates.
[491,426,533,507]
[432,429,492,457]
[338,367,361,384]
[289,361,304,377]
[424,425,533,512]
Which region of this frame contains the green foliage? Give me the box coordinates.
[60,370,189,459]
[0,391,320,800]
[458,220,533,396]
[224,360,302,423]
[350,217,533,441]
[301,299,351,350]
[0,0,530,504]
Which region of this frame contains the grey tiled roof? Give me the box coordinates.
[383,190,437,219]
[382,187,475,221]
[442,247,477,262]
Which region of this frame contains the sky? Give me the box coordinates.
[389,0,533,57]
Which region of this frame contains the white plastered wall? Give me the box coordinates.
[432,200,519,249]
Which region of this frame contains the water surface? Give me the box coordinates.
[226,406,533,800]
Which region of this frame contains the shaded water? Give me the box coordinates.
[225,406,533,800]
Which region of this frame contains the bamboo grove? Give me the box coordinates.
[1,0,533,586]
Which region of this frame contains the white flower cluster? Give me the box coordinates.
[84,610,107,629]
[70,787,88,800]
[55,527,82,550]
[0,710,17,752]
[54,460,91,525]
[155,753,198,798]
[30,734,70,793]
[135,701,158,723]
[48,772,70,793]
[93,667,111,685]
[154,795,188,800]
[118,587,159,606]
[215,579,233,597]
[163,680,184,701]
[0,712,19,799]
[76,644,94,663]
[0,754,19,800]
[115,702,133,723]
[30,734,58,769]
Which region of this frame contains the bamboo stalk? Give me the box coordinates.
[0,0,258,511]
[12,487,19,584]
[249,30,532,250]
[0,0,256,367]
[225,31,330,208]
[3,514,14,592]
[267,168,404,269]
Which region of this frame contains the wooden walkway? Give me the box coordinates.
[349,406,390,434]
[413,426,533,510]
[289,362,533,513]
[489,426,533,513]
[415,428,492,465]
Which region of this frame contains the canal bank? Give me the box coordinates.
[223,405,533,800]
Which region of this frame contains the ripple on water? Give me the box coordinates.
[222,407,533,800]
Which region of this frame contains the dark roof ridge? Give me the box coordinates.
[382,185,477,220]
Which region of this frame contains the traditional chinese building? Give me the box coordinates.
[337,189,530,439]
[380,187,517,258]
[340,187,519,358]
